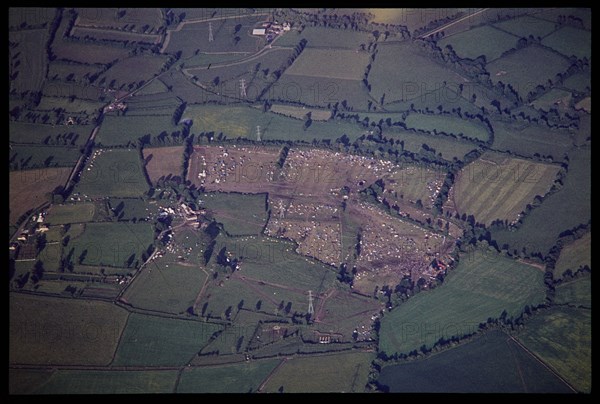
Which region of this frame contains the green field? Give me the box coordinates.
[45,202,95,224]
[32,369,178,394]
[516,307,591,393]
[67,221,154,268]
[156,69,223,104]
[10,122,91,146]
[10,145,81,170]
[200,320,260,355]
[384,85,481,115]
[112,313,222,366]
[96,114,182,146]
[198,276,273,320]
[404,113,489,142]
[184,104,366,142]
[276,27,373,49]
[555,276,591,308]
[43,225,63,243]
[486,46,570,95]
[490,119,573,159]
[492,147,590,256]
[379,249,546,355]
[262,351,374,392]
[177,359,280,393]
[9,29,48,94]
[37,243,62,271]
[455,81,513,111]
[108,197,157,221]
[451,153,560,225]
[9,293,129,365]
[530,88,572,112]
[386,128,478,162]
[123,263,207,314]
[8,7,592,394]
[37,95,104,116]
[369,42,465,105]
[163,226,214,267]
[71,264,130,276]
[202,192,268,236]
[270,74,370,110]
[72,26,160,44]
[535,8,591,30]
[9,369,55,395]
[41,81,104,102]
[313,291,381,338]
[224,237,337,292]
[185,47,295,103]
[64,222,86,239]
[170,8,259,22]
[47,61,103,83]
[562,72,590,93]
[493,15,558,39]
[378,330,573,393]
[183,52,251,68]
[554,232,591,278]
[75,149,149,197]
[9,7,55,28]
[285,48,369,80]
[541,26,591,59]
[438,25,518,62]
[134,78,170,95]
[199,235,338,318]
[48,9,131,64]
[124,94,181,115]
[165,16,264,57]
[75,8,164,32]
[98,55,169,90]
[269,104,332,121]
[52,40,131,65]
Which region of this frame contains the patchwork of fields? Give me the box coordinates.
[554,232,591,279]
[10,293,129,365]
[448,153,561,225]
[74,149,149,197]
[379,249,546,355]
[438,25,518,62]
[491,147,590,256]
[9,7,591,394]
[378,330,573,393]
[486,46,570,95]
[9,167,71,225]
[516,307,591,393]
[368,42,466,105]
[285,49,369,81]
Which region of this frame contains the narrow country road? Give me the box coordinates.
[418,8,489,39]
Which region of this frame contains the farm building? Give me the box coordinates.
[35,225,49,233]
[314,331,343,344]
[252,28,266,36]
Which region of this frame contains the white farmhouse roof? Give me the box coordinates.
[252,28,266,35]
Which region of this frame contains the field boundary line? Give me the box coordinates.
[505,336,528,392]
[507,334,577,393]
[107,310,133,367]
[192,268,211,313]
[256,357,288,392]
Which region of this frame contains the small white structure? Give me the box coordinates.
[252,28,266,36]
